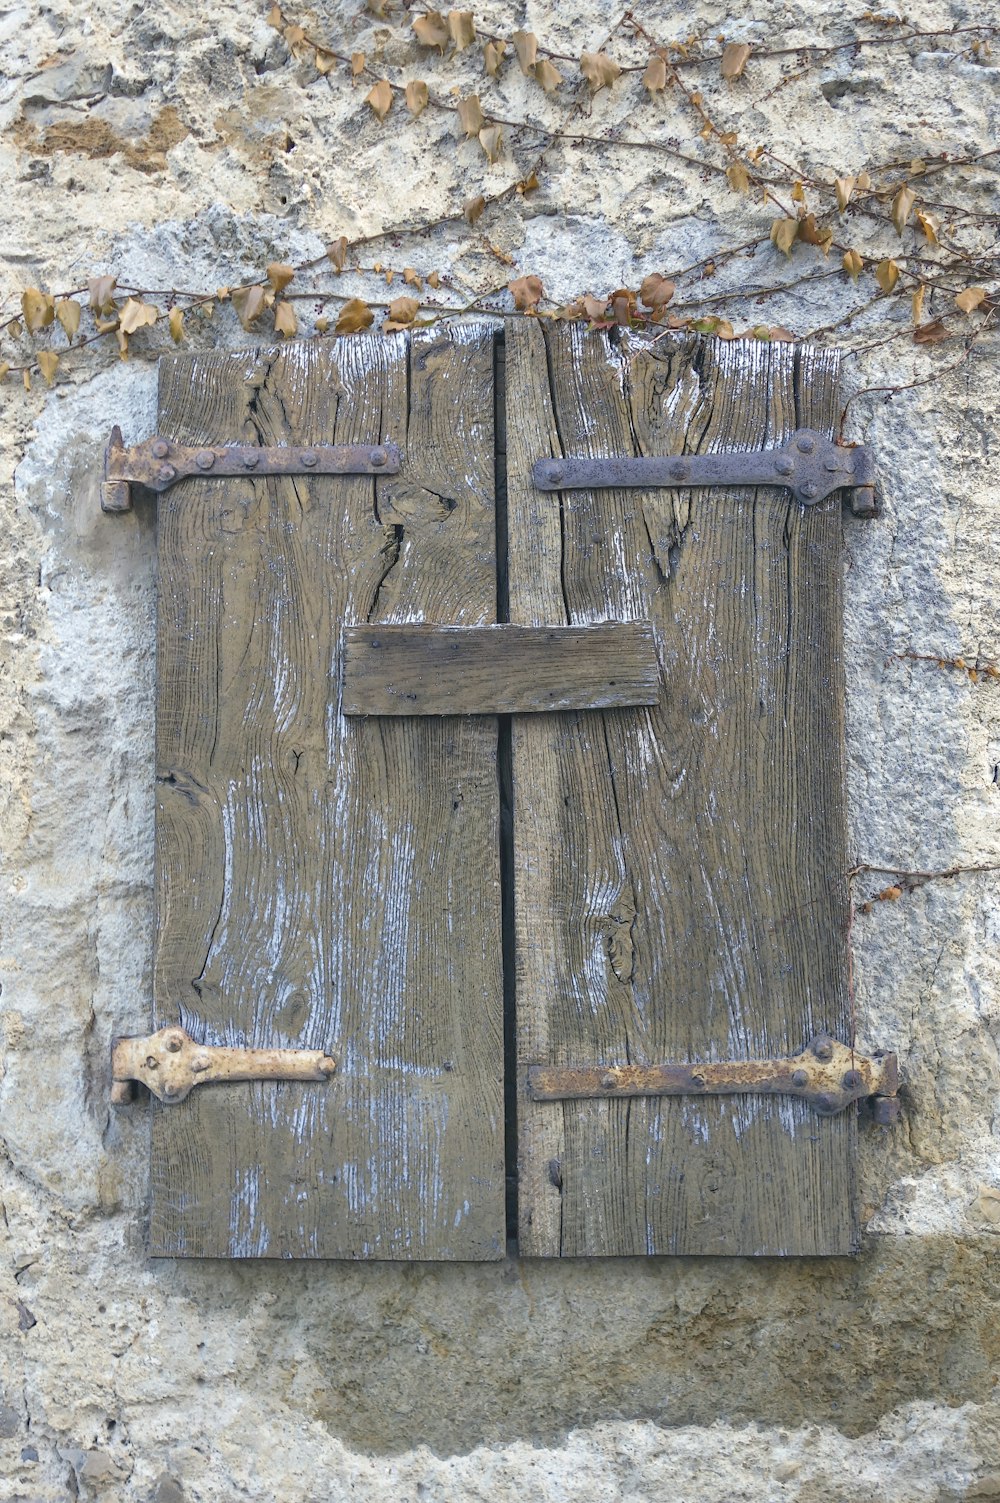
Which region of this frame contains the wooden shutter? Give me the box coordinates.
[506,325,854,1256]
[145,323,859,1260]
[151,331,505,1258]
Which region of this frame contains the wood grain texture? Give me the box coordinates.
[507,323,854,1257]
[342,623,660,715]
[151,329,505,1258]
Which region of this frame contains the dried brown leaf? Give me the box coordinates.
[726,161,750,193]
[770,217,799,256]
[516,170,539,195]
[458,94,485,136]
[478,124,502,163]
[404,267,422,288]
[533,58,562,91]
[834,175,855,212]
[283,23,306,51]
[267,262,295,292]
[911,284,925,325]
[720,41,750,79]
[266,5,283,28]
[427,271,440,289]
[232,284,267,329]
[798,214,833,253]
[580,51,621,90]
[366,79,392,121]
[405,79,429,116]
[509,274,543,310]
[336,298,375,334]
[842,248,863,281]
[464,193,486,224]
[915,209,939,245]
[386,295,420,326]
[274,301,297,337]
[483,39,506,76]
[413,11,449,50]
[315,51,336,75]
[351,51,365,76]
[447,10,475,50]
[857,170,872,191]
[875,258,899,294]
[37,349,59,384]
[956,285,987,313]
[912,319,950,345]
[890,183,916,237]
[118,297,158,335]
[512,31,537,75]
[643,54,667,92]
[315,316,330,333]
[790,180,806,204]
[0,362,8,383]
[639,273,675,312]
[168,306,185,343]
[327,236,349,272]
[610,287,636,325]
[21,287,55,333]
[581,294,609,322]
[55,298,81,340]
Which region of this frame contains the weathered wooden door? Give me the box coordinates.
[153,330,505,1257]
[148,324,855,1259]
[506,325,853,1256]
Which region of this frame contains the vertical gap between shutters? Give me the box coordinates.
[494,331,518,1248]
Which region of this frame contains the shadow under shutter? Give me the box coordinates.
[152,331,505,1258]
[506,324,855,1256]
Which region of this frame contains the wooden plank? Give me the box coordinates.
[507,323,853,1257]
[341,622,660,715]
[151,329,505,1259]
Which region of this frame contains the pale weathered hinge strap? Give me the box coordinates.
[111,1026,337,1104]
[532,429,877,517]
[527,1035,899,1120]
[100,426,401,512]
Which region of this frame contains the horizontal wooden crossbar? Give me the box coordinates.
[341,623,660,716]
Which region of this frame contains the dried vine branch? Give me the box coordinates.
[2,4,997,387]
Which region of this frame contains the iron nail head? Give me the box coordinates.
[370,447,388,468]
[151,439,169,459]
[301,450,318,467]
[195,449,216,470]
[796,435,816,454]
[775,456,795,476]
[157,464,176,484]
[800,481,820,500]
[791,1069,809,1088]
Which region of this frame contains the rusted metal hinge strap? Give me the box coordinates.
[527,1036,899,1119]
[111,1026,337,1104]
[101,426,401,512]
[532,429,877,516]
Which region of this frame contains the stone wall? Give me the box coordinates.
[1,0,998,1497]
